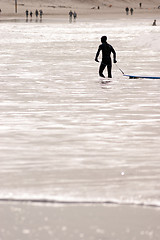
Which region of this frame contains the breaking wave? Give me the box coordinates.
[0,197,160,208]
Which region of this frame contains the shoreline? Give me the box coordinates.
[0,11,160,23]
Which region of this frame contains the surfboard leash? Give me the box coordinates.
[115,63,125,75]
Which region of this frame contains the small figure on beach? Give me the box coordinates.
[25,9,29,19]
[130,8,134,15]
[152,20,157,26]
[97,6,100,10]
[39,10,43,20]
[35,9,39,18]
[139,3,142,8]
[69,10,73,22]
[125,7,129,15]
[95,36,117,78]
[0,9,1,13]
[73,11,77,21]
[30,11,33,18]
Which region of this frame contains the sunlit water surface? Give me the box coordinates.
[0,18,160,206]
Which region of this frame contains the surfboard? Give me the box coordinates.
[124,74,160,79]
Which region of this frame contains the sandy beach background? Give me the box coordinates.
[0,0,160,19]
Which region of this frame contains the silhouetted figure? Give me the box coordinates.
[35,9,39,18]
[125,7,129,15]
[130,8,134,15]
[98,6,100,10]
[39,10,43,21]
[95,36,117,78]
[69,10,73,22]
[73,11,77,21]
[152,19,156,26]
[25,10,29,19]
[139,3,142,8]
[0,9,2,13]
[29,11,32,22]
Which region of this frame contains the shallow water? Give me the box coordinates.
[0,18,160,206]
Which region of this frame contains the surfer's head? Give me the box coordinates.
[101,36,107,43]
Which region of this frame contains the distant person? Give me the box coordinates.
[25,9,29,19]
[30,11,33,18]
[35,9,39,18]
[0,9,1,13]
[98,6,100,10]
[130,8,134,15]
[125,7,129,15]
[152,19,156,26]
[95,36,117,78]
[139,3,142,8]
[39,10,43,19]
[73,11,77,21]
[69,10,73,22]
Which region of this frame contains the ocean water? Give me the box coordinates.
[0,17,160,207]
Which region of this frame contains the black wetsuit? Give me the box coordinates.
[95,42,116,78]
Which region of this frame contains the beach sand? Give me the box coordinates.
[0,0,160,19]
[0,202,160,240]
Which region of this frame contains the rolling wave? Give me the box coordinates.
[0,197,160,208]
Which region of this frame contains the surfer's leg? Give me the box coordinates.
[107,64,112,78]
[99,62,106,78]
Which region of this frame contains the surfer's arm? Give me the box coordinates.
[111,47,117,63]
[95,46,101,62]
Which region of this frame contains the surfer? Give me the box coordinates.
[95,36,117,78]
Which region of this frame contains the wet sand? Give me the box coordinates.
[0,202,160,240]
